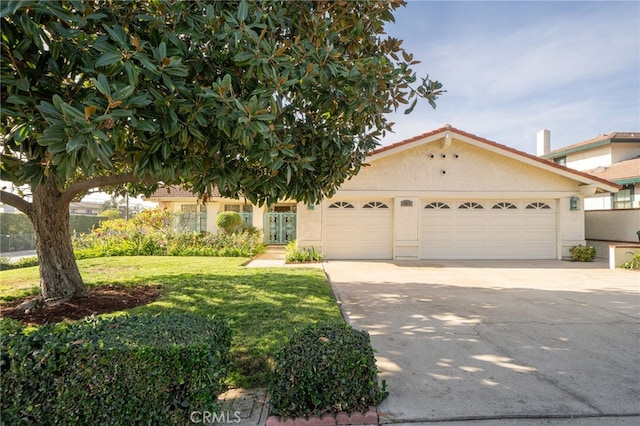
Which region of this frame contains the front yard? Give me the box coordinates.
[0,256,343,387]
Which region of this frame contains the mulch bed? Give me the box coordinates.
[0,285,163,325]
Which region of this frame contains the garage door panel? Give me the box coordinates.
[324,200,393,259]
[524,215,555,226]
[487,216,522,226]
[421,200,556,259]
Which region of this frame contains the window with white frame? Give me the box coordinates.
[612,185,633,209]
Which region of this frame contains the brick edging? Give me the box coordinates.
[266,406,378,426]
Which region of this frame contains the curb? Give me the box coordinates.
[266,406,378,426]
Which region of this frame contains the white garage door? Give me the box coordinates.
[324,200,393,259]
[420,200,557,259]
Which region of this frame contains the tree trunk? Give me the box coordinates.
[30,179,86,304]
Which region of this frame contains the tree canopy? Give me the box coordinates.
[1,0,443,207]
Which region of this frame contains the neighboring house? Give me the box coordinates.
[69,200,104,216]
[151,125,619,260]
[538,130,640,210]
[1,200,102,215]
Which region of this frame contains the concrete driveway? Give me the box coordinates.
[323,260,640,425]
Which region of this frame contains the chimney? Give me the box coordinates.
[536,129,550,156]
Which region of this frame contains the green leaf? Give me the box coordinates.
[95,51,122,67]
[15,78,30,92]
[158,41,167,61]
[134,120,157,132]
[92,74,111,97]
[103,24,128,49]
[404,98,417,115]
[10,123,29,143]
[112,85,135,101]
[0,0,21,18]
[66,134,85,152]
[86,12,108,20]
[237,0,248,22]
[6,94,30,105]
[134,52,159,74]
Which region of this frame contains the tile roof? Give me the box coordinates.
[586,156,640,184]
[371,124,621,191]
[149,185,220,199]
[543,132,640,158]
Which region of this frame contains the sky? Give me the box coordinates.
[380,0,640,154]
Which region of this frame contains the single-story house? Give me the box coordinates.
[149,125,620,260]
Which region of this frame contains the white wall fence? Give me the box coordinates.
[585,208,640,262]
[585,209,640,243]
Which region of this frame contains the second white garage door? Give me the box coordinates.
[420,200,557,259]
[324,200,393,259]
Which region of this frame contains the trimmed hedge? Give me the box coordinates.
[268,321,387,417]
[0,256,39,271]
[216,211,243,235]
[1,313,232,425]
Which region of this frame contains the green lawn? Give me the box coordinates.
[0,257,343,387]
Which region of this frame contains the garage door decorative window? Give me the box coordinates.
[424,202,450,209]
[328,202,355,209]
[492,202,517,210]
[525,202,551,210]
[459,202,484,209]
[363,201,389,209]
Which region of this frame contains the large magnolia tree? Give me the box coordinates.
[0,0,443,305]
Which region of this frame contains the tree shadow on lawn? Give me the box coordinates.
[109,268,342,387]
[1,265,342,388]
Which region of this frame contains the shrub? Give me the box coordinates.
[131,208,174,229]
[622,250,640,270]
[569,245,596,262]
[268,321,387,418]
[100,208,123,220]
[73,216,266,259]
[1,313,232,425]
[216,212,243,235]
[285,240,324,263]
[0,256,39,271]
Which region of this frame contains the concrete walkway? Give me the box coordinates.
[245,245,323,269]
[324,260,640,425]
[211,388,269,426]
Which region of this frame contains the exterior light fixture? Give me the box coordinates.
[570,196,580,211]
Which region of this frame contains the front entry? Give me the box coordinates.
[263,212,296,244]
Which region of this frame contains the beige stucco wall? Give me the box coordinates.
[340,139,583,194]
[297,137,590,259]
[611,143,640,164]
[566,145,611,170]
[296,203,323,250]
[586,209,640,243]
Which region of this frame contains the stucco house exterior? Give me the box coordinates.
[149,125,619,260]
[538,130,640,210]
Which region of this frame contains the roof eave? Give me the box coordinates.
[540,139,611,159]
[369,127,622,193]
